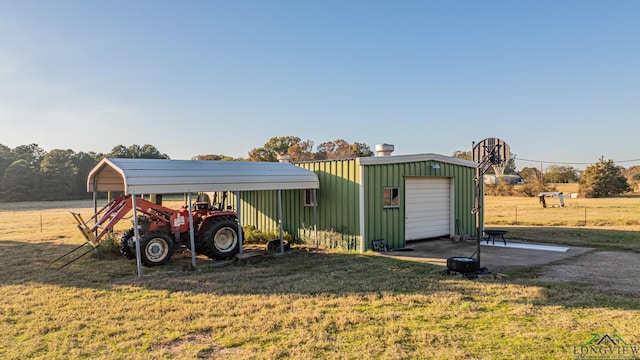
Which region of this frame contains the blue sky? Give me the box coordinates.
[1,0,638,170]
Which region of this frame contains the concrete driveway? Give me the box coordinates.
[379,237,595,274]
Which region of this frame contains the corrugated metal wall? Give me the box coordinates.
[362,160,476,251]
[239,158,475,253]
[295,160,360,250]
[236,189,310,241]
[236,191,279,231]
[238,159,361,251]
[362,162,402,250]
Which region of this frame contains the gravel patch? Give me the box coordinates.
[536,251,640,294]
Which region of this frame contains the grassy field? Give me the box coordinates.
[1,196,639,359]
[484,183,640,252]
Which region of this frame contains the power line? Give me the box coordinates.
[517,157,640,165]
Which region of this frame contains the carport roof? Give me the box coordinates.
[87,158,320,194]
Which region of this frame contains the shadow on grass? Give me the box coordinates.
[0,238,637,311]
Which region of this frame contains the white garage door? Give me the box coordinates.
[405,177,452,241]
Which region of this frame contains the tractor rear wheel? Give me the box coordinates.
[201,219,240,260]
[119,229,136,259]
[140,232,174,267]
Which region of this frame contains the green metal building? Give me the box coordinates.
[238,151,478,252]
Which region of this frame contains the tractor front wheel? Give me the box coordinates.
[201,219,240,260]
[140,232,174,267]
[119,229,136,259]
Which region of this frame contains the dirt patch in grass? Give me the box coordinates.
[535,250,640,295]
[151,329,244,359]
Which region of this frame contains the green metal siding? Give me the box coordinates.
[238,160,360,250]
[237,191,280,231]
[295,160,360,250]
[238,157,475,253]
[362,163,402,250]
[362,160,476,251]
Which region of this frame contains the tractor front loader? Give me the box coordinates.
[69,193,241,267]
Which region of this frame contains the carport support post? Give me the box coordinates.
[278,189,284,254]
[236,191,243,254]
[187,192,197,269]
[132,196,143,279]
[313,189,318,249]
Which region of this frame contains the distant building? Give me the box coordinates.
[483,174,523,184]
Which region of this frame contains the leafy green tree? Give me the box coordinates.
[349,142,374,158]
[1,160,37,201]
[249,136,373,162]
[623,166,640,192]
[39,149,79,200]
[11,143,46,168]
[192,154,239,161]
[138,144,169,159]
[0,145,101,201]
[315,139,373,160]
[70,151,102,198]
[624,165,640,179]
[108,145,131,158]
[2,144,45,201]
[543,165,578,183]
[579,157,630,198]
[316,139,351,160]
[519,167,542,183]
[248,136,303,162]
[287,140,315,162]
[107,144,169,159]
[0,144,14,178]
[452,150,472,160]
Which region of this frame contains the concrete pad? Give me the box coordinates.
[481,242,570,252]
[379,237,594,273]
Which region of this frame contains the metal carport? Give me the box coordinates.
[85,158,320,278]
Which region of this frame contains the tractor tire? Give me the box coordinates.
[139,232,174,267]
[201,219,240,260]
[447,257,480,273]
[119,229,136,259]
[267,239,290,253]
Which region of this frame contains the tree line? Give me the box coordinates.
[451,151,638,198]
[2,139,637,202]
[0,143,169,202]
[0,137,373,202]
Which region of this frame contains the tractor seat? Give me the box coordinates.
[194,193,211,210]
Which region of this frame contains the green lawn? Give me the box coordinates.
[1,199,639,359]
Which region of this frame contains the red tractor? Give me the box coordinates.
[71,193,241,267]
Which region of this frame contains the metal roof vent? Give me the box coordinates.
[277,154,292,163]
[375,143,394,157]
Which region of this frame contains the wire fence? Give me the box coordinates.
[485,196,640,228]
